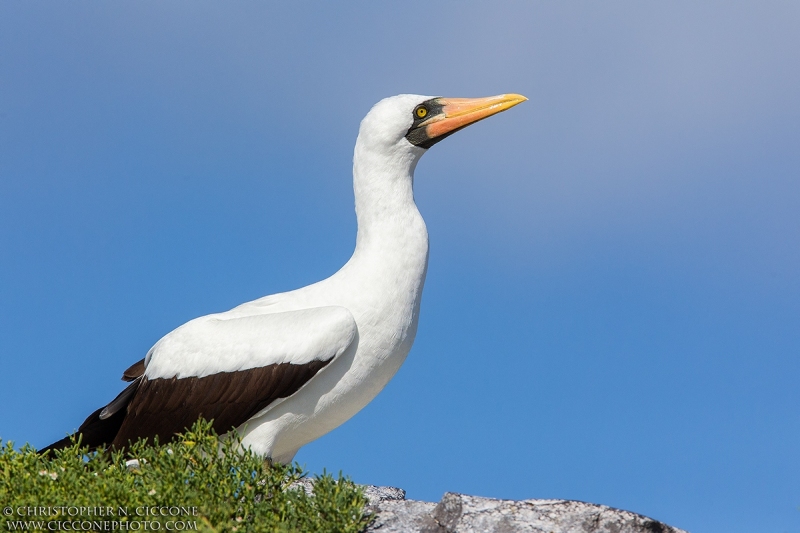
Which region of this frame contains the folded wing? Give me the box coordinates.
[43,306,357,452]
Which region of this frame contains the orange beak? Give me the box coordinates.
[426,94,528,140]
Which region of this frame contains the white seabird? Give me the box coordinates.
[43,93,527,462]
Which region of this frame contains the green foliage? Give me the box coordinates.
[0,420,371,533]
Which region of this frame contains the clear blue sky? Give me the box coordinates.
[1,2,798,532]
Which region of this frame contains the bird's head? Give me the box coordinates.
[351,94,526,233]
[356,93,527,165]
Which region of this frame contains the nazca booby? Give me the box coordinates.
[43,93,527,462]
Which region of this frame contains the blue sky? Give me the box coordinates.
[1,2,799,532]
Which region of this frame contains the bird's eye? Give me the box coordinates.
[415,106,428,119]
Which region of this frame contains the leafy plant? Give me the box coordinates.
[0,420,371,533]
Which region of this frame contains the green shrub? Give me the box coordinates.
[0,420,371,533]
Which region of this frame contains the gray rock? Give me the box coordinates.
[286,478,405,505]
[367,499,437,532]
[365,490,688,533]
[362,484,407,505]
[287,478,688,532]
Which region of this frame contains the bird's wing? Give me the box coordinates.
[107,306,357,448]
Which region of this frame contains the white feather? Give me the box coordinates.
[145,306,357,379]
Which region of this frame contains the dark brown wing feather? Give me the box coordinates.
[39,381,138,454]
[112,360,330,448]
[122,358,146,381]
[41,360,330,454]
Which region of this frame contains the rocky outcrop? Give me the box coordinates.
[361,485,688,533]
[289,479,688,532]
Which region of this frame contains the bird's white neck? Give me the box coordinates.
[351,140,428,257]
[339,134,429,365]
